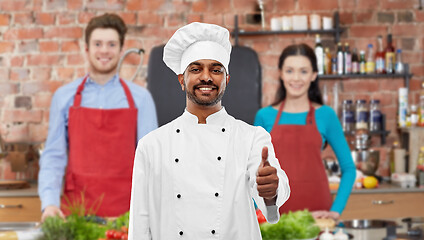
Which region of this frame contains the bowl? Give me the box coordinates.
[351,149,380,175]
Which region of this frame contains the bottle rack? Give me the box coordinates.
[321,64,412,145]
[231,11,413,146]
[344,114,390,145]
[320,64,413,89]
[232,12,345,45]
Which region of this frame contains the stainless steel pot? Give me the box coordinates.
[339,219,397,240]
[351,149,380,175]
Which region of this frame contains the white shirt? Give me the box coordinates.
[129,108,290,240]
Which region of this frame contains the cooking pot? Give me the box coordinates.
[339,219,397,240]
[351,149,380,175]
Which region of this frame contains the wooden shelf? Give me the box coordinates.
[319,67,413,89]
[232,12,344,45]
[320,73,412,79]
[236,28,344,36]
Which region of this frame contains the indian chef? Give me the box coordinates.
[128,22,290,239]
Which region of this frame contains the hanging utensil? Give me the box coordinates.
[118,48,145,82]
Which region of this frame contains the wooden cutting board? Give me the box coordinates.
[0,180,30,190]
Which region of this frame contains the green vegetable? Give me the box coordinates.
[260,210,320,240]
[38,211,130,240]
[39,215,69,240]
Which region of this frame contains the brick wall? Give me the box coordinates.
[0,0,423,148]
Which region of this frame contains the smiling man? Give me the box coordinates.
[128,22,290,240]
[38,13,158,222]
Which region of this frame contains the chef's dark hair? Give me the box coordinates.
[85,13,127,49]
[273,43,323,106]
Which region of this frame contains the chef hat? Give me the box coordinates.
[163,22,232,75]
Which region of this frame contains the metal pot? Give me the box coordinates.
[351,149,380,175]
[339,219,397,240]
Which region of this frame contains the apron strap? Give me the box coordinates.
[306,102,315,125]
[73,75,89,107]
[272,101,315,129]
[119,79,136,109]
[72,76,136,109]
[271,101,285,131]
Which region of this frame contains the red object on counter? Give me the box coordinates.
[271,102,332,214]
[256,209,266,224]
[63,75,138,217]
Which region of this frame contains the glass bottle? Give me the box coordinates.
[369,99,382,131]
[419,94,424,127]
[315,34,324,75]
[341,100,355,133]
[324,47,332,75]
[359,50,366,75]
[355,99,369,130]
[337,42,344,75]
[366,44,375,74]
[385,34,396,74]
[375,35,386,74]
[344,43,352,74]
[406,106,412,127]
[395,49,404,74]
[331,57,337,75]
[411,104,418,127]
[398,88,408,128]
[416,146,424,188]
[351,48,359,74]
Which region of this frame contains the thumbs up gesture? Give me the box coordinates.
[256,146,279,203]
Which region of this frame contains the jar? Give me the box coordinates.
[411,104,418,127]
[369,99,382,131]
[355,99,369,130]
[341,100,355,133]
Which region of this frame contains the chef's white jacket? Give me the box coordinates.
[129,108,290,240]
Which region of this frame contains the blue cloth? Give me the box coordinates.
[254,105,356,214]
[38,74,158,211]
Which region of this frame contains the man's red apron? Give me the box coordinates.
[271,102,332,214]
[62,76,137,217]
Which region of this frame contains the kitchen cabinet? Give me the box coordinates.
[0,197,41,222]
[339,192,424,220]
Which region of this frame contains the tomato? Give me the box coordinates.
[256,209,266,224]
[113,231,123,239]
[121,226,128,233]
[105,230,115,239]
[121,233,128,240]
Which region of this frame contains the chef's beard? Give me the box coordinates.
[186,83,225,106]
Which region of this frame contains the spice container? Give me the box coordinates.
[369,99,382,131]
[341,100,355,133]
[355,99,369,130]
[398,88,408,128]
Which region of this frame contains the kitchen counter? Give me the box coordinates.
[0,184,38,198]
[331,183,424,195]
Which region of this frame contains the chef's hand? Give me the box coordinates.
[256,146,279,206]
[311,210,340,220]
[41,205,65,223]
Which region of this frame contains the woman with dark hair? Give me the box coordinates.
[254,43,356,220]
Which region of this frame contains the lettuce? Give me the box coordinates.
[260,210,320,240]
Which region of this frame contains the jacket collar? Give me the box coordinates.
[181,107,228,125]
